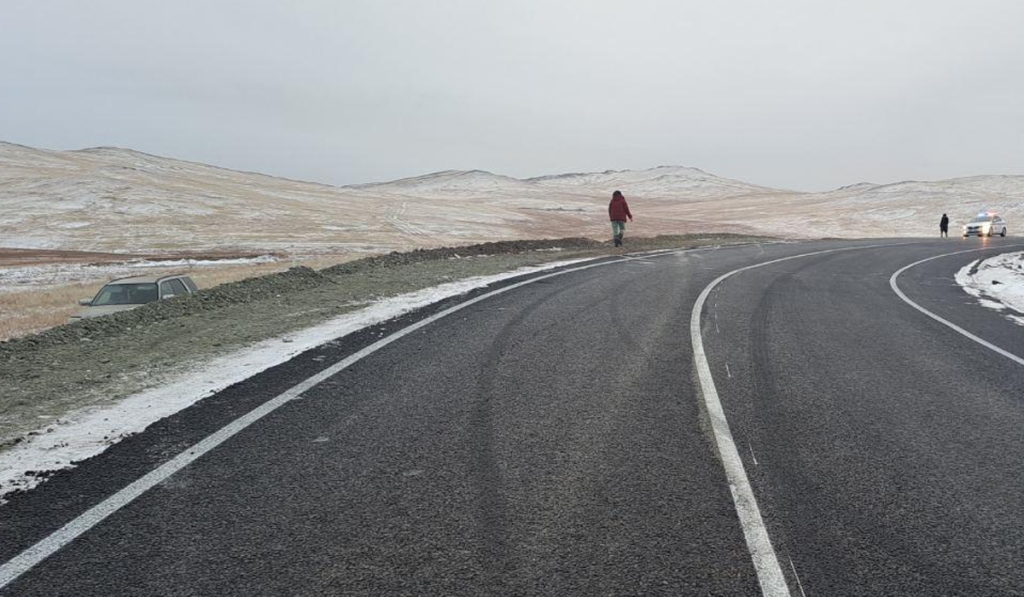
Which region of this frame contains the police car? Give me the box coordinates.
[962,213,1008,238]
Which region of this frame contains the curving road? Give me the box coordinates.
[1,239,1022,596]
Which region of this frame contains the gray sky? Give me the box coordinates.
[3,0,1023,191]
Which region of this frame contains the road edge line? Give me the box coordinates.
[689,243,908,597]
[889,245,1024,367]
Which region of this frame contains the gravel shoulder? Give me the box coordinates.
[0,234,773,454]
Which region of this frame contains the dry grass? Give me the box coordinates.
[0,282,101,340]
[0,253,366,341]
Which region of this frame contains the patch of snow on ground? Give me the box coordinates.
[0,255,279,291]
[0,258,590,500]
[126,255,279,268]
[955,251,1024,325]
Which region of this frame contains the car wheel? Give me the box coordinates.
[1001,228,1007,237]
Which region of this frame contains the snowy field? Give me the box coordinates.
[4,141,1024,260]
[0,255,279,292]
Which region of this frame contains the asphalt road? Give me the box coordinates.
[2,239,1022,596]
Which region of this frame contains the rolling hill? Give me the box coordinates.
[2,141,1022,256]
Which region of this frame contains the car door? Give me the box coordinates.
[160,278,188,299]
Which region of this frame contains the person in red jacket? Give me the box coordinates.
[608,190,633,247]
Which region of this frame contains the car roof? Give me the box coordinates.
[105,273,191,285]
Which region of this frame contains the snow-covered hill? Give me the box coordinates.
[348,169,539,195]
[2,141,1023,255]
[0,142,389,253]
[769,175,1024,238]
[525,165,781,198]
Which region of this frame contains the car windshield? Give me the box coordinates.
[92,283,159,306]
[970,215,995,223]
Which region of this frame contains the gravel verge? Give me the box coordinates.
[0,234,773,452]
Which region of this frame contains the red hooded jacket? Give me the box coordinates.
[609,193,632,221]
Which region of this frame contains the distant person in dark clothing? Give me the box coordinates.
[940,213,949,237]
[609,190,633,247]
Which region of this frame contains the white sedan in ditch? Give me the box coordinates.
[71,274,198,320]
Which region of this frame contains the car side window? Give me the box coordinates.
[165,279,188,297]
[160,281,174,299]
[103,286,128,305]
[181,277,198,292]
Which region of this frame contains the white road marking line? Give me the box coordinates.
[690,242,906,597]
[890,245,1024,367]
[0,250,675,590]
[789,557,808,597]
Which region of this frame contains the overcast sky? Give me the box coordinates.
[3,0,1023,191]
